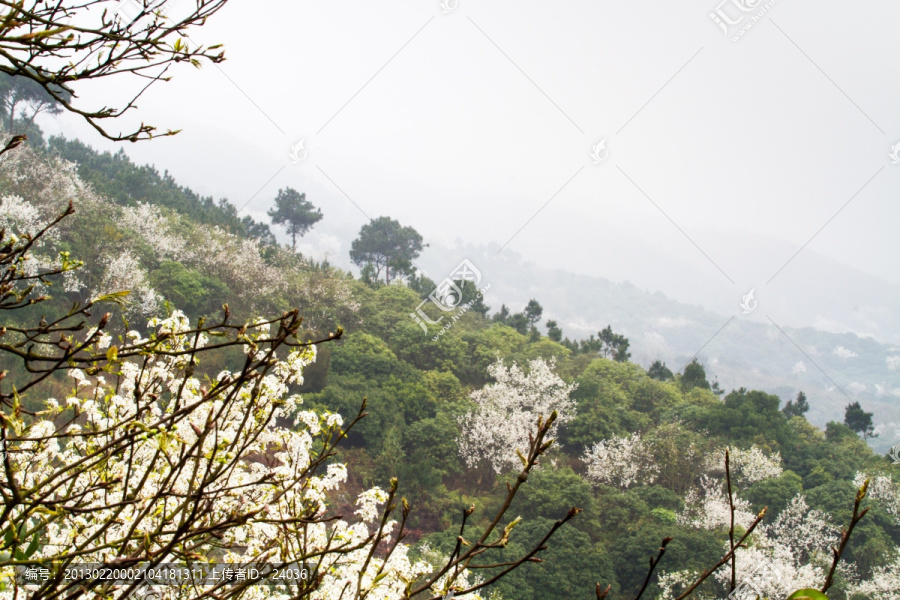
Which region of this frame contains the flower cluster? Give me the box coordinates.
[676,474,757,531]
[582,433,659,488]
[457,358,576,474]
[96,251,161,316]
[121,202,287,311]
[854,472,900,522]
[0,143,359,324]
[846,552,900,599]
[704,445,783,486]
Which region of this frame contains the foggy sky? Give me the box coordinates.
[41,0,900,331]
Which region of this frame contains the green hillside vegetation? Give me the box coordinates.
[2,133,898,600]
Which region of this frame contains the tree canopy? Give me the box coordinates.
[844,401,876,440]
[267,187,322,250]
[350,216,426,284]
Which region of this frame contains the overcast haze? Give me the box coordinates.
[42,0,900,345]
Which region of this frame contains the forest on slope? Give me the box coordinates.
[2,131,899,600]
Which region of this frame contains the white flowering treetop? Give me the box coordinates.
[582,433,659,489]
[853,471,900,523]
[704,445,783,487]
[583,438,780,492]
[457,358,576,475]
[0,205,577,600]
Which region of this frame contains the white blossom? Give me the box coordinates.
[705,445,783,486]
[847,551,900,600]
[583,433,658,488]
[854,472,900,522]
[96,250,161,317]
[457,358,576,474]
[0,194,43,234]
[662,494,837,599]
[677,474,757,531]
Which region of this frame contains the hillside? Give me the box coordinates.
[2,135,899,599]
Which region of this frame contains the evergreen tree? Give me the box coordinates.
[492,304,511,324]
[598,325,631,362]
[267,188,322,251]
[508,313,529,336]
[524,299,543,327]
[407,272,436,299]
[681,358,711,391]
[844,401,876,440]
[546,320,563,343]
[648,360,674,381]
[783,391,810,418]
[350,217,426,284]
[0,73,70,134]
[458,280,491,317]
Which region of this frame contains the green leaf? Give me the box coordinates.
[25,532,40,558]
[106,345,118,362]
[93,290,131,307]
[787,590,829,600]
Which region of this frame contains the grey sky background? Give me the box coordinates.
[41,0,900,342]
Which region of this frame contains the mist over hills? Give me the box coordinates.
[416,239,900,451]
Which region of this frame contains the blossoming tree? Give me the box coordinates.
[457,358,576,475]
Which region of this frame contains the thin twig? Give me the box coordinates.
[821,479,869,593]
[634,537,673,600]
[673,508,767,600]
[725,449,736,593]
